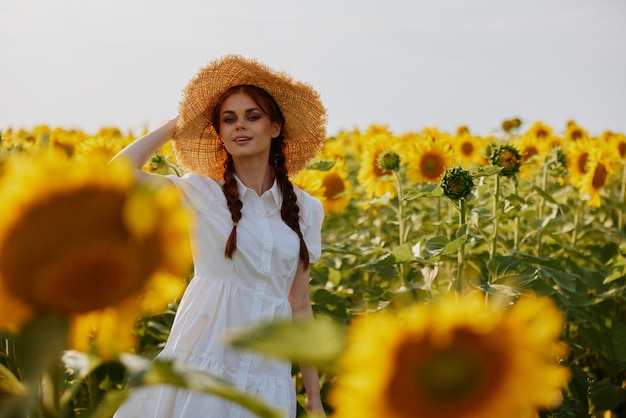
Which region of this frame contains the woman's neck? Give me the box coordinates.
[233,162,275,196]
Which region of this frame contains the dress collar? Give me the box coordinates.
[233,174,281,206]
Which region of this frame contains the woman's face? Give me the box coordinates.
[217,91,281,164]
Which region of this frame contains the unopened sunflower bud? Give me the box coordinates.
[490,144,522,177]
[441,166,474,200]
[377,150,401,172]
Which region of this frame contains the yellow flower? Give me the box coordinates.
[319,160,353,214]
[577,145,617,207]
[525,121,553,141]
[608,133,626,165]
[563,138,593,189]
[403,133,455,184]
[564,120,588,142]
[292,167,325,202]
[330,293,571,418]
[74,135,125,162]
[318,135,352,162]
[452,133,490,169]
[357,132,399,199]
[0,151,192,358]
[513,134,550,179]
[294,161,353,215]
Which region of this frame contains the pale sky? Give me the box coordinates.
[1,0,625,137]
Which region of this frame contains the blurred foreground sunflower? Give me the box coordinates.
[330,293,571,418]
[0,151,192,358]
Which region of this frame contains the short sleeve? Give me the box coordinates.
[165,173,211,213]
[297,189,324,264]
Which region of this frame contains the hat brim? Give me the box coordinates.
[172,55,327,180]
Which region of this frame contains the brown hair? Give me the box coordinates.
[214,85,310,270]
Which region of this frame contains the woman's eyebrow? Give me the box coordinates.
[221,107,261,115]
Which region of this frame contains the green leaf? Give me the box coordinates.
[103,354,283,418]
[469,165,502,178]
[307,160,336,171]
[439,236,466,256]
[404,183,442,200]
[227,318,346,369]
[532,184,560,206]
[612,321,626,367]
[588,378,626,413]
[356,242,419,268]
[0,362,26,396]
[424,235,449,257]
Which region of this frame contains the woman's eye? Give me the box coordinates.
[223,117,236,124]
[247,115,260,121]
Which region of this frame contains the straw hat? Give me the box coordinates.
[172,55,327,180]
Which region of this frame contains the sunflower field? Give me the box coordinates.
[0,119,625,417]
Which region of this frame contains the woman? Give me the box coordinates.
[113,55,327,418]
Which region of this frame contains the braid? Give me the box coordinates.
[222,154,243,259]
[271,137,310,270]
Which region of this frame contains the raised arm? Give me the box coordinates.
[110,117,178,183]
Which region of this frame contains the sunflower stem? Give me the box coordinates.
[571,199,582,247]
[489,174,501,284]
[454,198,468,294]
[619,164,626,231]
[536,157,549,256]
[393,171,408,285]
[393,171,406,247]
[513,181,520,251]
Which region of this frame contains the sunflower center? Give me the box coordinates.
[0,188,161,313]
[577,152,589,174]
[523,146,538,161]
[385,330,507,417]
[570,129,583,140]
[415,346,480,401]
[460,141,474,157]
[420,152,445,180]
[618,141,626,158]
[499,149,519,170]
[535,128,549,139]
[592,163,608,190]
[322,173,345,200]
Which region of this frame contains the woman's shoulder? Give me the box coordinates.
[169,172,221,191]
[166,172,224,209]
[293,184,323,215]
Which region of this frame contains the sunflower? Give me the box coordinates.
[356,132,400,199]
[513,134,550,179]
[319,132,358,162]
[490,143,523,177]
[525,121,553,141]
[564,120,588,142]
[563,138,593,189]
[403,133,455,184]
[608,133,626,165]
[0,151,192,358]
[452,132,489,169]
[319,160,353,214]
[49,127,87,157]
[330,293,571,418]
[295,160,353,215]
[74,135,125,162]
[292,167,325,200]
[578,145,618,207]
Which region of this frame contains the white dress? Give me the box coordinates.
[114,173,324,418]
